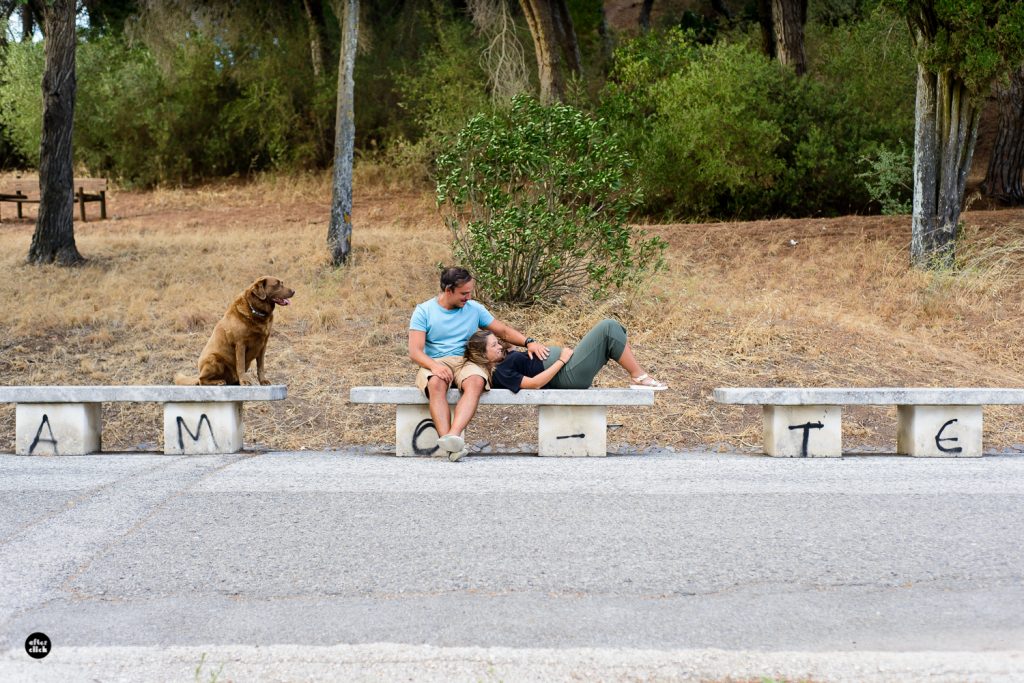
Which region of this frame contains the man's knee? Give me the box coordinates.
[460,375,485,395]
[427,375,450,397]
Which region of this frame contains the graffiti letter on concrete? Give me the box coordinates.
[412,419,439,455]
[176,414,218,450]
[29,414,59,455]
[788,421,824,458]
[935,419,963,454]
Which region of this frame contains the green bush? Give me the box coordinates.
[0,41,44,166]
[641,40,847,217]
[595,9,915,219]
[0,26,332,186]
[393,7,492,175]
[857,141,913,214]
[436,96,666,304]
[596,28,698,169]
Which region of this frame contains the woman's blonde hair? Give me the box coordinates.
[465,329,500,372]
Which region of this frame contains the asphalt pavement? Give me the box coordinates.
[1,450,1022,681]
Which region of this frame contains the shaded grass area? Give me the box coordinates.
[2,174,1024,454]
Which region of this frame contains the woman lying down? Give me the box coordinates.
[464,319,668,393]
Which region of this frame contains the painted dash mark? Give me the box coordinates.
[557,433,586,440]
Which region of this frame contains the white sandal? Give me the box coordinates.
[630,374,668,391]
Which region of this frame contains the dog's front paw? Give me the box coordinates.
[259,377,272,386]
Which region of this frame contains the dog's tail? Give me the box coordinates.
[173,372,200,386]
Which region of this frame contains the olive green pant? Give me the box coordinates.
[542,319,628,389]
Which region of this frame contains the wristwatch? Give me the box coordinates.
[525,337,536,346]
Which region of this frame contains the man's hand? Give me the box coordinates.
[432,361,454,384]
[526,340,550,361]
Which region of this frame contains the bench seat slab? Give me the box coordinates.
[763,405,841,457]
[16,403,101,455]
[163,402,243,455]
[896,405,982,457]
[538,405,606,457]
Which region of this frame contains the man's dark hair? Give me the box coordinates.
[440,266,473,292]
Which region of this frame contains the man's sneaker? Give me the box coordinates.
[448,447,469,462]
[437,434,465,453]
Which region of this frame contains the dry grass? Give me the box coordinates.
[2,173,1024,454]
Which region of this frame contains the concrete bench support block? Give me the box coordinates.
[538,405,606,457]
[897,405,982,457]
[763,405,842,457]
[163,402,243,455]
[16,403,101,455]
[396,404,462,457]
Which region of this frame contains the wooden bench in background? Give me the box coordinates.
[713,387,1024,458]
[350,386,656,457]
[1,385,286,456]
[0,176,108,222]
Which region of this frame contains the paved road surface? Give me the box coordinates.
[1,451,1022,681]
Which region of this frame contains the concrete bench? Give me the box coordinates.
[1,385,286,456]
[350,386,656,457]
[713,387,1024,458]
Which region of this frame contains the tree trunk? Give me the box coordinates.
[302,0,326,79]
[552,0,581,76]
[910,64,980,268]
[519,0,579,104]
[327,0,357,267]
[29,0,82,266]
[981,65,1024,205]
[770,0,807,76]
[639,0,654,33]
[21,2,35,42]
[597,6,613,73]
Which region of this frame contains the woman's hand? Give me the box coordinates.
[559,347,573,364]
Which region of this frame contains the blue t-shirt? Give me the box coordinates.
[410,298,495,358]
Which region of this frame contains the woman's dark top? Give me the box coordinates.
[491,351,545,393]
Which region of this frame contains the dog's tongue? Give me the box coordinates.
[274,298,291,306]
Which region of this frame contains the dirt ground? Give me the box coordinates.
[2,176,1024,456]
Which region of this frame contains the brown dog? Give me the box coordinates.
[174,276,295,386]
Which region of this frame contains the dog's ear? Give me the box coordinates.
[253,277,268,301]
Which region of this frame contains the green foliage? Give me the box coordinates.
[641,40,851,217]
[597,28,698,165]
[595,10,915,219]
[857,141,913,214]
[393,7,492,173]
[436,96,666,304]
[883,0,1024,96]
[808,7,916,148]
[0,41,45,166]
[0,17,331,186]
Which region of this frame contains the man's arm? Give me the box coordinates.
[409,330,454,383]
[486,319,550,361]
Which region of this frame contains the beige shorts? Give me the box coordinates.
[415,356,490,396]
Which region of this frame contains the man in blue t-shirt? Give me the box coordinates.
[409,266,548,461]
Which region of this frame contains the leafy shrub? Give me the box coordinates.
[0,25,331,186]
[393,8,492,175]
[596,28,698,173]
[0,41,44,166]
[436,96,666,304]
[857,141,912,214]
[596,9,915,219]
[642,40,851,217]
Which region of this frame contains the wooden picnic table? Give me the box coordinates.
[0,176,107,222]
